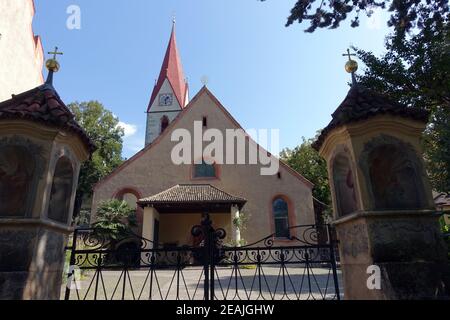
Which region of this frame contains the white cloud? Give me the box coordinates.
[123,136,145,159]
[117,121,138,138]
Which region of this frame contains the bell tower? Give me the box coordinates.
[145,21,189,145]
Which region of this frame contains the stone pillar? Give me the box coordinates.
[334,210,448,299]
[0,59,92,300]
[0,122,90,300]
[231,205,241,246]
[0,220,75,300]
[142,206,159,248]
[314,83,450,299]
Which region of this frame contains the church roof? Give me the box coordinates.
[138,184,247,206]
[147,23,188,111]
[0,84,95,153]
[313,84,429,150]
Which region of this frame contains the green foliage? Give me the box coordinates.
[355,22,450,192]
[440,216,450,260]
[68,101,124,220]
[232,210,250,232]
[73,209,91,227]
[440,216,450,233]
[263,0,449,41]
[93,199,137,240]
[280,137,331,208]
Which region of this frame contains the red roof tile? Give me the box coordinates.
[138,184,247,205]
[147,24,188,111]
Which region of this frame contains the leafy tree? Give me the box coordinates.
[263,0,449,41]
[68,101,124,222]
[355,22,450,192]
[93,199,137,240]
[280,137,331,207]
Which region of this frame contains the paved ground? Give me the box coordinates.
[62,266,343,300]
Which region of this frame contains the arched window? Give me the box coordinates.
[121,192,138,210]
[0,146,35,217]
[193,160,216,178]
[160,116,169,134]
[273,197,290,238]
[332,153,357,217]
[114,188,143,231]
[48,157,74,224]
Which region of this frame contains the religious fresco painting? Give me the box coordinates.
[360,135,429,211]
[0,145,35,217]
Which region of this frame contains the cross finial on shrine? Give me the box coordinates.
[342,48,358,86]
[44,46,63,85]
[48,47,63,61]
[342,48,356,61]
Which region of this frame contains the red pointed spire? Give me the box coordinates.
[147,22,188,111]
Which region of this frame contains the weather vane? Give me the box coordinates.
[200,75,209,86]
[342,48,358,86]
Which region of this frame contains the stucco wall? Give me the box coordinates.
[93,89,315,244]
[0,0,44,102]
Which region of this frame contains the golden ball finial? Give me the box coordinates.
[345,59,358,74]
[46,58,60,72]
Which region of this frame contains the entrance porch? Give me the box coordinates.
[137,184,247,248]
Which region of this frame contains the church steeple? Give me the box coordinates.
[147,21,189,112]
[145,22,189,145]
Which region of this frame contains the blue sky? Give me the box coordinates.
[33,0,390,158]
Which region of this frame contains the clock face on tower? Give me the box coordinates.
[159,93,173,106]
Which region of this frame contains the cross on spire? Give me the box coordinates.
[48,47,63,60]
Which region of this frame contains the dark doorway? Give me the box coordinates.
[153,219,160,245]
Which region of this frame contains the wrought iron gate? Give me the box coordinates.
[64,215,341,300]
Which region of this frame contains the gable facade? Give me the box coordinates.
[92,88,315,244]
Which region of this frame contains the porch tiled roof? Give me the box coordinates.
[138,184,247,205]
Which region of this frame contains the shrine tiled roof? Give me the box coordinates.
[313,85,429,150]
[138,184,247,206]
[0,84,95,153]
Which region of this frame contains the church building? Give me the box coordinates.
[91,23,316,246]
[0,0,44,102]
